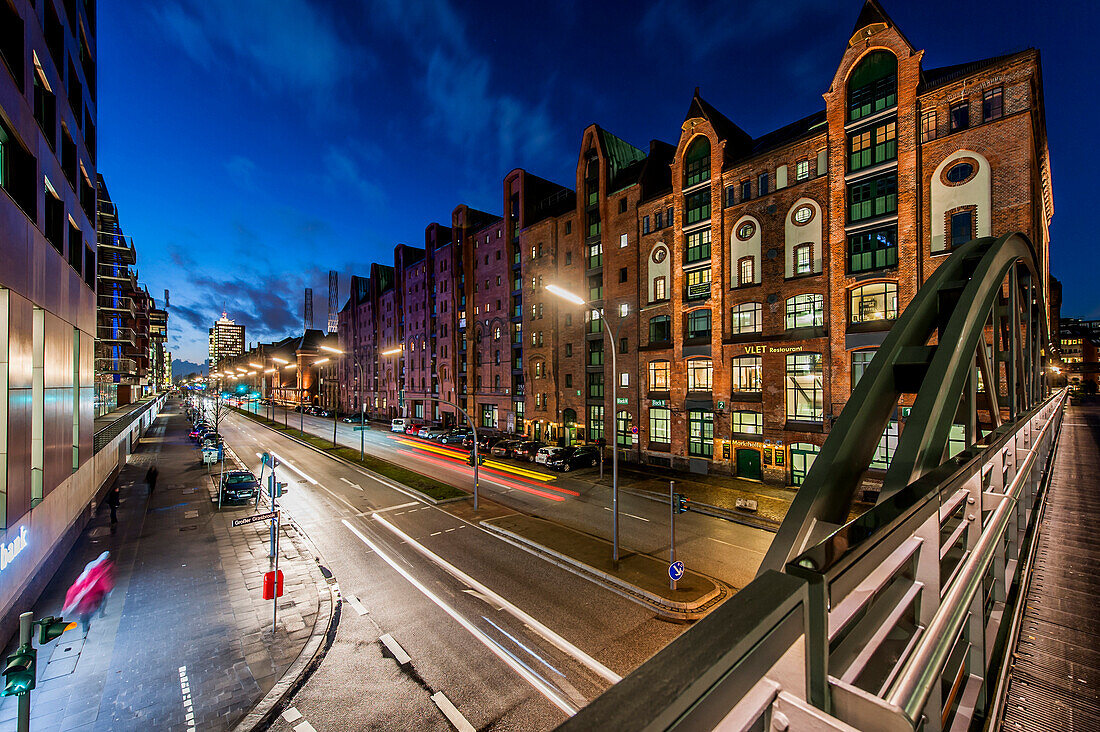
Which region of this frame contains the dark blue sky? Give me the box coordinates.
[97,0,1098,363]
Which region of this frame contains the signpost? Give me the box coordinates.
[233,509,282,632]
[669,481,689,590]
[669,561,685,584]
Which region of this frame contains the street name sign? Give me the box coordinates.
[353,426,370,431]
[232,511,278,527]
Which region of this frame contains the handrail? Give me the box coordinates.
[884,389,1066,723]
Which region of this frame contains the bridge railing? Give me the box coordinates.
[559,389,1067,732]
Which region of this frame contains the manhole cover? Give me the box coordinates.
[184,510,198,519]
[180,525,198,532]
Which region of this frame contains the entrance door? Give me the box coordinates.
[790,443,820,486]
[736,448,762,480]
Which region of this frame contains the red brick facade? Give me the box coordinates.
[336,1,1052,485]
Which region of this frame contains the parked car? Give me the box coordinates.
[220,470,258,503]
[512,441,545,462]
[439,429,471,445]
[189,425,207,439]
[425,426,449,440]
[342,414,365,423]
[405,422,427,436]
[545,445,601,472]
[465,432,504,450]
[391,418,410,433]
[309,406,330,417]
[534,446,564,465]
[490,440,523,457]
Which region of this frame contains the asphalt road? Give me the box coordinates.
[213,407,685,731]
[246,403,774,588]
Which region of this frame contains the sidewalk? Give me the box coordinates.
[0,400,333,732]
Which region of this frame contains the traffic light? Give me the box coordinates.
[35,616,76,645]
[675,493,689,513]
[1,645,36,696]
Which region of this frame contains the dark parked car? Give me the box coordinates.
[341,414,365,423]
[512,441,545,462]
[490,440,523,458]
[439,429,471,445]
[545,445,601,472]
[220,470,258,503]
[309,406,330,417]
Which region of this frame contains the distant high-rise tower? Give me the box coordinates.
[208,312,245,372]
[304,288,313,330]
[327,271,339,333]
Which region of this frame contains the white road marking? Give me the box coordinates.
[345,593,369,616]
[444,528,455,533]
[602,506,650,522]
[341,519,577,716]
[379,633,412,665]
[339,477,364,490]
[707,536,738,548]
[430,531,442,536]
[178,666,195,731]
[293,721,318,732]
[270,452,318,485]
[375,501,420,513]
[370,513,622,685]
[431,691,475,732]
[481,615,565,677]
[281,707,303,723]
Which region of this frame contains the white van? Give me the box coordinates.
[391,418,410,433]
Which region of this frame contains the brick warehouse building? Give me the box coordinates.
[338,0,1052,486]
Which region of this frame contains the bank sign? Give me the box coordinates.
[0,526,29,571]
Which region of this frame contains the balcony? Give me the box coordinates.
[97,295,136,317]
[97,262,133,282]
[96,325,135,345]
[94,357,138,375]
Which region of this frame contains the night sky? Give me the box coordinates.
[96,0,1098,364]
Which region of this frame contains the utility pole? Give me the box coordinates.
[670,481,677,591]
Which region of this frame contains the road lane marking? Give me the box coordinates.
[708,536,738,548]
[431,531,442,536]
[370,513,622,685]
[345,594,369,616]
[294,722,317,732]
[431,691,475,732]
[602,506,651,522]
[339,477,364,490]
[482,615,565,678]
[281,708,303,723]
[379,633,412,666]
[341,519,577,716]
[444,528,455,532]
[270,452,318,485]
[375,501,419,513]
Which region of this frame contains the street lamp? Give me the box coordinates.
[547,283,628,564]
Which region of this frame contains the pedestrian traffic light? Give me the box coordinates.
[675,493,689,513]
[1,645,36,696]
[35,616,76,645]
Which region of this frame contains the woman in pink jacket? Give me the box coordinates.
[63,552,116,636]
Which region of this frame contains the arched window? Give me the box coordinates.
[847,51,897,122]
[684,136,710,187]
[648,315,671,344]
[849,282,898,323]
[493,325,501,340]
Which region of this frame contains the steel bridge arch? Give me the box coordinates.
[762,232,1048,573]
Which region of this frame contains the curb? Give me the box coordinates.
[228,409,461,506]
[619,486,781,532]
[478,520,730,621]
[230,516,339,732]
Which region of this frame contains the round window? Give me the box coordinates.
[945,161,976,184]
[737,222,756,240]
[652,247,667,263]
[793,205,814,224]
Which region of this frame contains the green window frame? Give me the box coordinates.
[685,189,710,225]
[847,50,897,122]
[587,371,604,399]
[684,137,710,187]
[731,410,762,435]
[685,228,711,263]
[686,267,711,300]
[848,120,897,172]
[616,410,631,446]
[784,294,823,329]
[851,349,876,391]
[588,405,604,441]
[688,410,714,457]
[687,308,711,341]
[649,407,671,443]
[785,353,823,422]
[847,172,897,222]
[847,225,898,273]
[849,282,898,323]
[648,315,671,343]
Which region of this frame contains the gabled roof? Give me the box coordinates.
[748,110,828,159]
[850,0,915,52]
[684,91,753,156]
[593,127,648,193]
[638,139,675,202]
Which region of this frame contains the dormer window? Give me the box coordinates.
[684,137,710,187]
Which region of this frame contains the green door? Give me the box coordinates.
[736,448,762,480]
[790,443,820,486]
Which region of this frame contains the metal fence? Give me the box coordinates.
[560,389,1067,732]
[92,394,166,453]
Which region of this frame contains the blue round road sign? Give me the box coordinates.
[669,561,685,581]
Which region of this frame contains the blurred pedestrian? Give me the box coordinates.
[105,484,120,526]
[63,552,116,636]
[145,465,159,494]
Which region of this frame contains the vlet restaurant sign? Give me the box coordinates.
[742,345,804,355]
[0,526,28,571]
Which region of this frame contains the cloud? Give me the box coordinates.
[151,0,363,97]
[322,147,387,208]
[225,155,259,191]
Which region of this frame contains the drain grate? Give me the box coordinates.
[179,525,197,532]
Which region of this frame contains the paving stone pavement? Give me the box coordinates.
[0,399,332,732]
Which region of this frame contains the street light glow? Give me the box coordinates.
[546,284,585,305]
[273,357,289,364]
[314,358,330,365]
[283,364,297,370]
[381,347,402,356]
[246,370,257,375]
[320,346,344,354]
[248,362,261,368]
[236,367,247,373]
[263,368,276,373]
